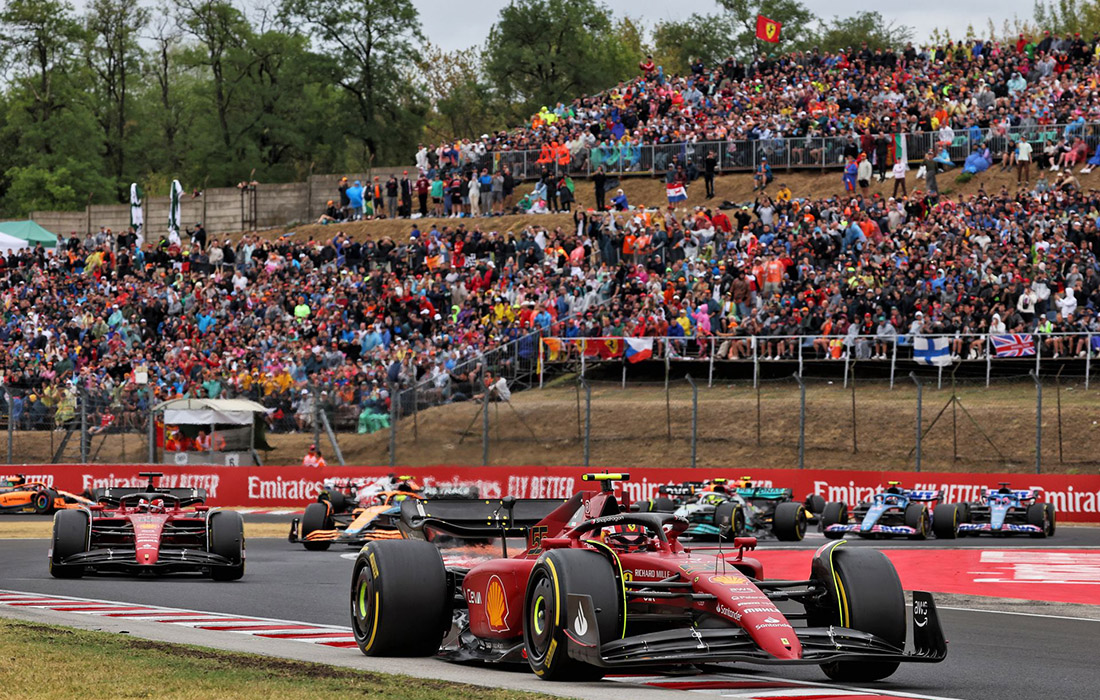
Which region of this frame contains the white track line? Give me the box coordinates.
[935,605,1100,623]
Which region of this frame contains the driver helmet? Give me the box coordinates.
[10,474,26,486]
[597,522,647,550]
[136,498,150,512]
[150,498,166,513]
[885,481,904,494]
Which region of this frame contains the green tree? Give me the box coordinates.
[84,0,150,192]
[717,0,818,56]
[280,0,427,165]
[0,0,111,214]
[415,45,504,144]
[483,0,642,120]
[653,13,740,73]
[813,12,914,54]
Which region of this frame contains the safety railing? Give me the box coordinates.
[454,121,1100,180]
[537,332,1100,390]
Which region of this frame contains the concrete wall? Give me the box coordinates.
[21,166,414,238]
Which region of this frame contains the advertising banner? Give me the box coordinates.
[17,465,1100,523]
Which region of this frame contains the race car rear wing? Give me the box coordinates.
[399,496,566,539]
[94,487,208,508]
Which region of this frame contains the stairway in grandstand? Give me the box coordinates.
[50,427,107,464]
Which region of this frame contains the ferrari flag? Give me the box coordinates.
[756,15,781,43]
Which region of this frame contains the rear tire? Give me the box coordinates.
[810,543,905,682]
[301,502,333,550]
[209,511,245,581]
[772,502,807,541]
[804,494,826,514]
[821,502,848,539]
[50,510,88,578]
[350,540,451,656]
[1027,503,1051,538]
[651,496,676,512]
[1044,503,1056,536]
[715,501,745,538]
[904,504,929,540]
[954,502,971,523]
[524,549,620,681]
[932,504,959,539]
[324,489,348,513]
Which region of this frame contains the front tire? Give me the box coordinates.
[715,501,745,538]
[301,502,333,550]
[932,504,959,539]
[804,494,826,514]
[34,488,58,515]
[773,502,808,541]
[1027,503,1052,538]
[904,504,929,540]
[209,511,246,581]
[810,543,905,682]
[350,540,450,656]
[1044,503,1056,536]
[821,502,848,539]
[50,510,88,578]
[524,549,621,681]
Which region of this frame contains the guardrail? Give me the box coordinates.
[447,121,1100,181]
[538,332,1099,389]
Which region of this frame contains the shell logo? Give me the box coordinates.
[486,575,509,632]
[710,574,748,585]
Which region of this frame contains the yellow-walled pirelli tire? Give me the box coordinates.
[301,502,332,551]
[809,542,906,682]
[773,502,808,541]
[523,549,621,681]
[350,540,451,656]
[50,509,88,578]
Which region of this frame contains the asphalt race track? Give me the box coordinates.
[1,519,1098,700]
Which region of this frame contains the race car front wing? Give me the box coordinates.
[565,590,947,669]
[55,546,235,571]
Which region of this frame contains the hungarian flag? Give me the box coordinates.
[755,15,781,43]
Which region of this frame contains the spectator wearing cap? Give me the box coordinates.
[302,443,326,468]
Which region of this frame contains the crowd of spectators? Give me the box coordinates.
[8,32,1100,439]
[415,30,1100,180]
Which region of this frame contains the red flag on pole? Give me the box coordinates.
[755,15,782,43]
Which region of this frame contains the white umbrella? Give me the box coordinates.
[168,179,183,237]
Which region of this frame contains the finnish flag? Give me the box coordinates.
[913,337,952,366]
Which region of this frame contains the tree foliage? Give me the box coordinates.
[813,11,915,54]
[484,0,642,120]
[717,0,819,55]
[653,13,739,73]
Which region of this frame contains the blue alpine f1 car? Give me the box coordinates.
[821,482,964,540]
[958,483,1055,537]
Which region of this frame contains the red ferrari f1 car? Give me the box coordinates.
[49,472,245,580]
[349,474,947,682]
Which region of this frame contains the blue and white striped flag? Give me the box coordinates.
[913,337,952,366]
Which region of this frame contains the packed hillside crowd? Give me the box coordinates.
[0,222,611,433]
[8,31,1100,436]
[416,30,1100,178]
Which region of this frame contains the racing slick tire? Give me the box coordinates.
[34,487,59,514]
[50,509,88,578]
[804,494,826,515]
[821,502,848,539]
[1027,503,1054,538]
[904,504,930,540]
[209,511,246,581]
[809,542,906,682]
[301,502,333,551]
[634,496,676,513]
[954,502,971,524]
[715,501,745,538]
[1044,503,1056,536]
[772,502,808,541]
[323,489,348,513]
[350,539,451,656]
[524,548,621,681]
[932,504,959,539]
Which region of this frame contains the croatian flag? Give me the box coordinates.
[991,334,1036,357]
[913,337,952,366]
[666,183,687,203]
[625,337,653,363]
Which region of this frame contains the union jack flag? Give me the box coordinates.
[991,334,1036,357]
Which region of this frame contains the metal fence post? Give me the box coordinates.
[850,362,857,454]
[79,388,88,464]
[1030,369,1042,474]
[708,338,715,388]
[388,382,397,468]
[311,383,322,451]
[482,366,490,466]
[686,375,698,468]
[147,402,156,464]
[1087,332,1093,390]
[793,373,805,469]
[581,377,591,467]
[5,386,12,464]
[910,373,922,472]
